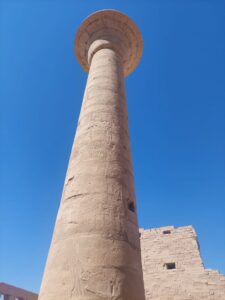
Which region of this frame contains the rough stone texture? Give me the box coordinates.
[38,10,145,300]
[75,10,142,77]
[140,226,225,300]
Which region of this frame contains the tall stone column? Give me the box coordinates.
[38,10,144,300]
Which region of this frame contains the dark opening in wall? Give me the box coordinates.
[165,262,176,270]
[128,202,135,212]
[163,230,171,234]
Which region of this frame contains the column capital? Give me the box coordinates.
[75,9,143,76]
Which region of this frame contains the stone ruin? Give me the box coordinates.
[38,9,145,300]
[35,9,225,300]
[141,225,225,300]
[2,225,225,300]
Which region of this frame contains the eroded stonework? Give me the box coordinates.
[38,9,225,300]
[38,10,145,300]
[140,226,225,300]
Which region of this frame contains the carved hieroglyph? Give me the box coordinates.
[38,10,145,300]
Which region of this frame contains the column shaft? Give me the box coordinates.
[39,48,145,300]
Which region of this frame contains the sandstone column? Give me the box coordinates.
[38,10,144,300]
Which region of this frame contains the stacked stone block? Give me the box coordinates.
[140,226,225,300]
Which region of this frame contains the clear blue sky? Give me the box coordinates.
[1,0,225,293]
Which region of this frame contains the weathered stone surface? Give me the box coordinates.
[140,226,225,300]
[75,10,143,77]
[38,10,145,300]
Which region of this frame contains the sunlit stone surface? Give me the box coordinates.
[141,226,225,300]
[38,10,145,300]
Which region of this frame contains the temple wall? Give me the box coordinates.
[140,226,225,300]
[0,283,38,300]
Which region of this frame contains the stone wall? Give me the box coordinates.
[0,282,38,300]
[140,226,225,300]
